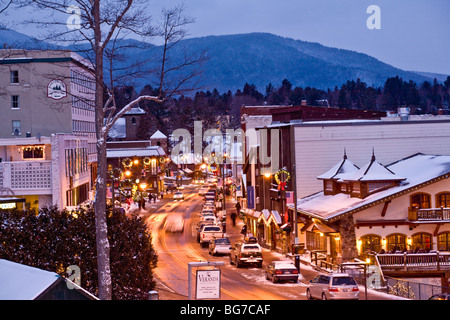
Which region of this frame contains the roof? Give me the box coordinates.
[289,153,450,222]
[150,130,167,139]
[317,152,359,180]
[108,117,126,139]
[0,259,97,300]
[0,259,59,300]
[344,153,405,182]
[124,106,146,115]
[106,146,165,158]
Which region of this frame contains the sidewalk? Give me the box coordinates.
[222,196,320,284]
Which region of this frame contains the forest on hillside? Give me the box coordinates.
[111,75,450,138]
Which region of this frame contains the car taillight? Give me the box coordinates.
[328,287,339,292]
[275,271,283,275]
[292,270,298,274]
[352,287,359,292]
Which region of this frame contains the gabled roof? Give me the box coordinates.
[150,130,167,139]
[344,152,405,182]
[317,151,359,181]
[289,153,450,222]
[124,106,146,115]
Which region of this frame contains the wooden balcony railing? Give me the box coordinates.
[408,207,450,221]
[377,251,450,271]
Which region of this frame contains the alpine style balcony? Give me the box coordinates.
[0,161,52,194]
[408,207,450,221]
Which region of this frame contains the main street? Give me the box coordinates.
[142,184,398,301]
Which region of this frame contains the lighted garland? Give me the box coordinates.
[122,157,133,168]
[274,168,290,191]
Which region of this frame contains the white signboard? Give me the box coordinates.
[195,269,221,299]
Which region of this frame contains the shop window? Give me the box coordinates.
[386,233,407,252]
[437,232,450,251]
[361,234,381,253]
[412,233,433,251]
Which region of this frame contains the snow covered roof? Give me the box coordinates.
[344,153,405,182]
[150,130,167,139]
[0,259,59,300]
[106,146,165,158]
[0,260,98,300]
[108,117,126,139]
[317,152,359,180]
[289,153,450,222]
[124,106,146,115]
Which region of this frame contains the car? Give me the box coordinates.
[173,191,184,200]
[198,187,209,195]
[265,261,299,283]
[196,220,215,242]
[209,237,232,256]
[428,293,450,300]
[200,212,215,218]
[165,213,184,233]
[229,241,263,268]
[199,225,224,247]
[306,273,359,300]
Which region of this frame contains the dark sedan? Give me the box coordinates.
[265,261,299,283]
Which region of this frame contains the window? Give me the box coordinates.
[10,70,19,84]
[411,193,431,209]
[23,146,44,159]
[438,232,450,251]
[386,234,407,252]
[437,193,450,208]
[12,120,20,135]
[361,234,382,253]
[131,117,136,125]
[412,233,433,251]
[11,95,20,109]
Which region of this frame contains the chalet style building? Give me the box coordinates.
[289,152,450,267]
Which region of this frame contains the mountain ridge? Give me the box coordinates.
[0,28,445,93]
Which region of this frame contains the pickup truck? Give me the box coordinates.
[199,225,225,247]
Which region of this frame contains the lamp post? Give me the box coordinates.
[263,170,271,211]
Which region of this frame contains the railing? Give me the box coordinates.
[377,251,450,271]
[409,207,450,221]
[0,161,52,191]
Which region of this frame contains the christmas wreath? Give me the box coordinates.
[274,168,290,191]
[122,158,132,168]
[143,157,151,166]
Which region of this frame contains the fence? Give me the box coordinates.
[384,276,450,300]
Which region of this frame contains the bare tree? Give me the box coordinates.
[23,0,204,300]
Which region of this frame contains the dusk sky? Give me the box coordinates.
[3,0,450,75]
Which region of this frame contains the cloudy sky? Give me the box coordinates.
[3,0,450,75]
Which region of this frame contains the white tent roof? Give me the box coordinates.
[150,130,167,139]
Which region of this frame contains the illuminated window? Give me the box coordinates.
[22,146,45,159]
[386,234,407,252]
[438,232,450,251]
[437,193,450,208]
[411,193,430,209]
[361,234,381,253]
[412,233,432,251]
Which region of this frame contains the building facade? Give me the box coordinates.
[0,49,97,209]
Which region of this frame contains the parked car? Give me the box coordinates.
[306,273,359,300]
[173,191,184,200]
[429,293,450,300]
[199,225,225,247]
[209,237,232,256]
[196,221,215,242]
[198,187,209,195]
[229,241,263,268]
[265,261,299,283]
[164,213,184,233]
